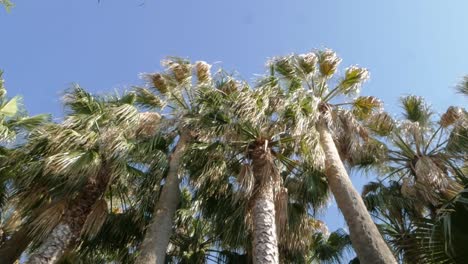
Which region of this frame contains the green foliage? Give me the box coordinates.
[0,51,466,264]
[0,0,13,12]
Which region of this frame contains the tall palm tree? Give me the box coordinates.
[17,86,158,263]
[184,67,340,263]
[134,58,213,263]
[266,50,396,263]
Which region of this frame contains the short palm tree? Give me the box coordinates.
[387,96,464,206]
[16,86,159,263]
[362,180,453,264]
[0,70,49,264]
[359,95,467,263]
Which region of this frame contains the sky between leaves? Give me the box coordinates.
[1,0,468,260]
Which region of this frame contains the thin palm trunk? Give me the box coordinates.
[250,143,279,264]
[0,226,31,264]
[136,134,189,264]
[317,122,396,264]
[26,167,110,264]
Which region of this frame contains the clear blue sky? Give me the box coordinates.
[1,0,467,259]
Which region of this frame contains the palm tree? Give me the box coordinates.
[16,86,160,263]
[310,228,354,264]
[362,180,454,264]
[359,95,467,263]
[165,188,221,264]
[456,75,468,97]
[183,67,342,263]
[266,50,396,263]
[134,58,214,263]
[0,0,13,11]
[0,70,49,264]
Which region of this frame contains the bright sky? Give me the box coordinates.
[2,0,468,260]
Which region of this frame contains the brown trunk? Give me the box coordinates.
[0,226,31,264]
[0,203,51,264]
[250,141,279,264]
[318,122,396,264]
[136,134,189,264]
[26,166,111,264]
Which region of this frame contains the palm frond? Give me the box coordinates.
[455,75,468,97]
[400,95,432,126]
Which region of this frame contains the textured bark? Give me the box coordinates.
[26,166,111,264]
[26,224,73,264]
[318,122,396,264]
[0,226,31,264]
[250,142,279,264]
[136,135,189,264]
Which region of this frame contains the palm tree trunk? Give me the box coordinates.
[26,166,111,264]
[317,122,396,264]
[136,134,189,264]
[251,183,279,264]
[250,142,279,264]
[0,203,50,264]
[0,226,31,264]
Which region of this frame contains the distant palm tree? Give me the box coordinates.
[456,75,468,97]
[310,228,354,264]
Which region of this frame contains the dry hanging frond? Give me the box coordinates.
[414,182,440,206]
[81,199,108,239]
[275,187,288,238]
[317,49,342,77]
[401,178,417,198]
[237,164,254,199]
[414,156,455,206]
[415,156,448,189]
[99,127,126,158]
[2,209,21,234]
[30,200,67,242]
[221,78,239,94]
[149,73,169,94]
[367,112,395,136]
[162,58,192,84]
[137,112,161,137]
[440,106,463,127]
[439,179,463,201]
[195,61,212,83]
